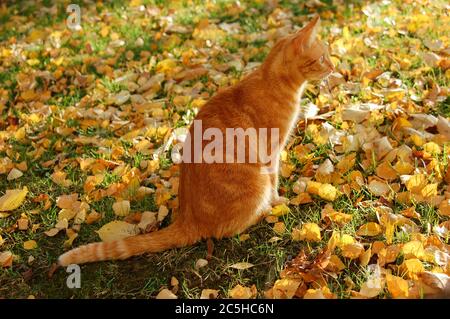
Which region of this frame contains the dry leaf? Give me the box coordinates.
[23,240,37,250]
[112,200,131,216]
[271,204,290,217]
[229,262,254,270]
[341,243,364,259]
[386,274,409,298]
[195,258,208,269]
[272,278,302,299]
[96,221,139,242]
[356,222,382,236]
[200,289,219,299]
[273,221,285,234]
[7,168,23,181]
[292,223,321,242]
[228,284,256,299]
[0,251,13,268]
[0,187,28,212]
[156,288,177,299]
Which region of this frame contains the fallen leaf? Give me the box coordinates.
[359,265,384,298]
[228,284,256,299]
[138,211,157,232]
[341,243,364,259]
[96,221,139,242]
[7,168,23,181]
[112,200,131,216]
[386,274,409,298]
[272,278,302,299]
[230,262,254,270]
[195,258,208,269]
[0,251,13,268]
[401,241,425,260]
[292,223,321,242]
[401,258,424,280]
[200,289,219,299]
[356,222,382,236]
[271,204,290,217]
[0,187,28,212]
[23,240,37,250]
[273,221,285,234]
[156,288,177,299]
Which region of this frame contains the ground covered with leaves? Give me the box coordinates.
[0,0,449,299]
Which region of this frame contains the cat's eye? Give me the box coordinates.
[319,55,324,64]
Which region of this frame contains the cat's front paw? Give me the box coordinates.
[271,196,289,206]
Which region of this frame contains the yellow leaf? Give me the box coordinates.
[421,183,437,198]
[385,219,396,244]
[64,230,78,248]
[272,278,302,299]
[394,161,414,175]
[280,163,295,178]
[321,205,352,225]
[271,204,290,217]
[303,289,326,299]
[0,251,13,268]
[14,127,26,141]
[438,199,450,216]
[359,247,372,266]
[356,222,382,236]
[156,59,177,74]
[405,174,427,193]
[7,168,23,181]
[0,187,28,212]
[100,26,109,37]
[336,153,356,174]
[318,183,338,201]
[423,142,441,155]
[376,161,398,181]
[326,255,346,272]
[401,258,424,280]
[229,284,256,299]
[56,194,78,209]
[290,193,313,205]
[23,240,37,250]
[200,289,219,299]
[378,245,401,266]
[306,181,321,195]
[386,274,409,298]
[402,241,425,260]
[337,234,355,249]
[273,222,285,234]
[327,231,341,251]
[51,171,72,187]
[156,288,177,299]
[96,221,139,242]
[112,200,131,216]
[229,262,254,270]
[292,223,321,242]
[341,243,364,259]
[368,180,390,197]
[58,209,76,222]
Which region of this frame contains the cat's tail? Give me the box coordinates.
[58,219,196,266]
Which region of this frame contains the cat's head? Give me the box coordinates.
[281,16,334,82]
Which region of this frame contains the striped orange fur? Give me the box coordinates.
[58,16,334,267]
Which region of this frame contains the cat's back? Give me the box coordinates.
[193,71,263,128]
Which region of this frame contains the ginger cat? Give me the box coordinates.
[59,16,334,266]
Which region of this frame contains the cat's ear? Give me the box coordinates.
[295,15,320,50]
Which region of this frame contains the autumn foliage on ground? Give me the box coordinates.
[0,0,449,298]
